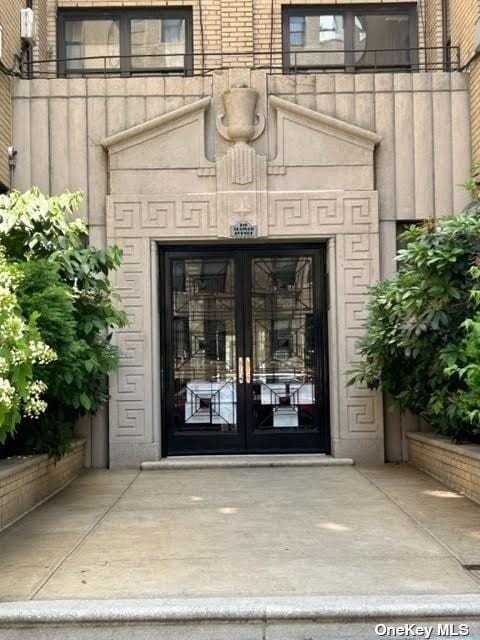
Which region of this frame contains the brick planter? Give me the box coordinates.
[407,432,480,505]
[0,440,85,531]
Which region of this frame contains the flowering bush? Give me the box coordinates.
[0,251,56,442]
[0,188,127,457]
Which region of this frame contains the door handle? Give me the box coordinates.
[245,356,252,384]
[238,356,244,384]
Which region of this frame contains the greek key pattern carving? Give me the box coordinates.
[107,196,218,239]
[337,233,382,437]
[268,192,378,236]
[107,191,382,450]
[107,232,151,441]
[111,402,145,439]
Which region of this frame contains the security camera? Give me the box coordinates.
[7,146,17,160]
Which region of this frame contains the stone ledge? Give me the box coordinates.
[1,594,480,624]
[141,454,354,470]
[0,440,85,531]
[407,432,480,505]
[408,432,480,463]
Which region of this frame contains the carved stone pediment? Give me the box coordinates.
[101,97,214,173]
[269,95,381,170]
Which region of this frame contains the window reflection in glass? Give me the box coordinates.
[289,14,344,67]
[251,257,316,433]
[172,258,237,435]
[289,16,305,47]
[286,8,415,70]
[131,18,186,68]
[354,13,410,68]
[65,19,120,71]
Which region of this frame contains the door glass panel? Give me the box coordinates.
[289,14,344,68]
[171,258,237,435]
[251,257,317,433]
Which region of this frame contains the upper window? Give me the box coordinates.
[58,8,192,75]
[283,4,417,71]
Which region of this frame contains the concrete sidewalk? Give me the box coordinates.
[1,464,480,601]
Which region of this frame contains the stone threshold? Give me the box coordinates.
[141,454,354,470]
[1,594,480,624]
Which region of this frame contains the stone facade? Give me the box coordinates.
[2,0,477,467]
[103,91,383,465]
[11,69,471,466]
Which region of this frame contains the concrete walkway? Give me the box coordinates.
[1,464,480,601]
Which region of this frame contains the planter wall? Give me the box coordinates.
[407,432,480,505]
[0,440,85,531]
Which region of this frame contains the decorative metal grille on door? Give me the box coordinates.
[172,257,238,434]
[250,257,317,433]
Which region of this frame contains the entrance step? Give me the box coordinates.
[141,454,353,470]
[1,595,480,639]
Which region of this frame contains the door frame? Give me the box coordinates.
[158,242,331,457]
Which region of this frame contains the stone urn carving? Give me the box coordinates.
[217,85,265,144]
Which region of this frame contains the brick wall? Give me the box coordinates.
[449,0,478,65]
[32,0,49,71]
[424,0,444,69]
[446,0,480,163]
[0,440,85,531]
[0,0,26,189]
[408,433,480,506]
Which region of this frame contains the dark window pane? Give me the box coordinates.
[289,14,344,67]
[64,19,120,71]
[289,16,305,47]
[174,317,190,361]
[272,319,293,360]
[199,261,229,294]
[173,261,186,292]
[354,13,411,68]
[130,18,186,68]
[205,320,226,361]
[272,258,297,291]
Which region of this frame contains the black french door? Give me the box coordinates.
[161,245,329,456]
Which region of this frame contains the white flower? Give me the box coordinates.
[10,349,26,365]
[23,380,48,418]
[0,357,8,374]
[0,377,15,408]
[1,316,25,341]
[28,341,57,364]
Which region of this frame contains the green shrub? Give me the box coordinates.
[0,188,127,457]
[349,202,480,442]
[0,251,56,443]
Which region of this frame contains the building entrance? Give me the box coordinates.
[161,245,330,455]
